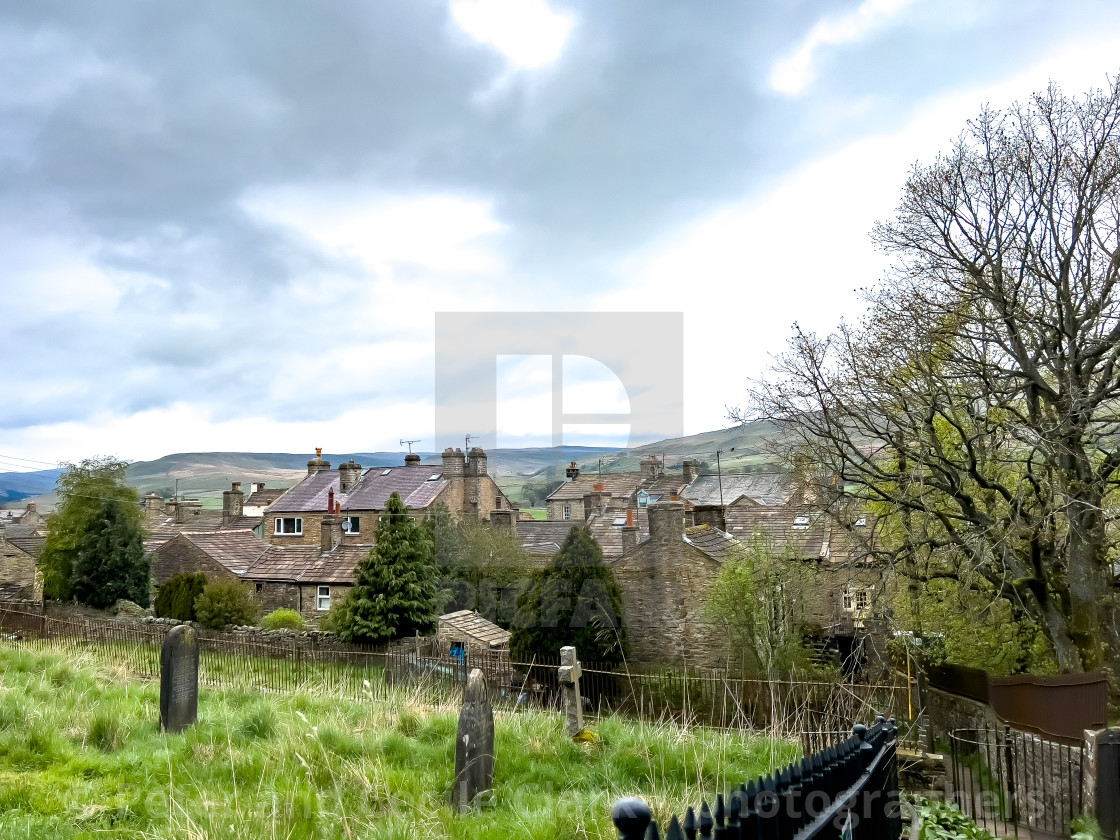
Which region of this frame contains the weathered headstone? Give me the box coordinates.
[160,624,199,733]
[453,669,495,813]
[558,645,583,737]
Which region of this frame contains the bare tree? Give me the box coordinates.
[743,75,1120,673]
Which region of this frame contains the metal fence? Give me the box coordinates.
[948,726,1083,838]
[612,717,901,840]
[929,662,1108,741]
[0,603,911,737]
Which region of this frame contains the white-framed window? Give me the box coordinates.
[274,517,303,536]
[317,585,331,611]
[342,516,360,534]
[842,586,873,614]
[792,516,810,531]
[562,505,571,520]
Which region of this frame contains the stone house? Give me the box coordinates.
[264,447,512,547]
[142,483,264,551]
[148,515,366,626]
[0,519,40,600]
[544,456,698,521]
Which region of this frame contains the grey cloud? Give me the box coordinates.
[2,0,1116,440]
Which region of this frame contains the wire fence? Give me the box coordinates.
[0,603,914,739]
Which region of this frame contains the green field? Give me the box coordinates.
[0,644,797,840]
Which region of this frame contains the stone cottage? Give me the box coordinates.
[263,447,513,547]
[149,513,367,625]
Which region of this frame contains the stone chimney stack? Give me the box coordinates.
[683,459,701,485]
[222,481,244,524]
[339,460,363,493]
[467,447,488,477]
[321,513,343,553]
[143,493,163,518]
[565,461,580,481]
[621,508,639,554]
[442,447,465,478]
[647,500,684,547]
[307,447,331,476]
[175,499,202,524]
[489,508,518,537]
[641,456,664,481]
[404,453,421,468]
[23,501,38,527]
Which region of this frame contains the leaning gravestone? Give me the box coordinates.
[453,669,495,813]
[558,645,583,738]
[160,624,199,733]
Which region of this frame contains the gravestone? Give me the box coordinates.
[558,645,583,738]
[453,669,495,813]
[160,624,199,733]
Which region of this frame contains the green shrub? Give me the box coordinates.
[261,609,307,631]
[154,573,207,621]
[194,580,259,629]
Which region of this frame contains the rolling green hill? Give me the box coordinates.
[1,420,782,511]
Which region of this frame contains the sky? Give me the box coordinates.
[3,0,1120,468]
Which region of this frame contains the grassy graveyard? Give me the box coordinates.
[0,645,797,840]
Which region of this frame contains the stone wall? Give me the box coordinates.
[608,502,725,669]
[546,498,585,522]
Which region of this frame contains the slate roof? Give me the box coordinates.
[518,520,580,556]
[546,472,650,503]
[267,466,447,513]
[346,468,446,510]
[722,504,873,564]
[682,524,741,564]
[7,536,44,558]
[438,610,510,649]
[683,474,794,507]
[586,509,650,558]
[245,488,288,508]
[144,511,258,551]
[177,530,270,575]
[243,544,369,585]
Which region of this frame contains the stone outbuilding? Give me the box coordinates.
[0,520,40,601]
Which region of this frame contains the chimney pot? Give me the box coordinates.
[328,488,334,513]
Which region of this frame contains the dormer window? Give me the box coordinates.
[637,490,650,508]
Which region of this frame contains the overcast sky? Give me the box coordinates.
[4,0,1120,467]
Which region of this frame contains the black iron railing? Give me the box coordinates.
[612,717,901,840]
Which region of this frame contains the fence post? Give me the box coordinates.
[1084,728,1120,840]
[612,797,652,840]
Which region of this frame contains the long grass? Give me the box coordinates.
[0,644,797,839]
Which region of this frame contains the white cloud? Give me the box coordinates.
[769,0,918,95]
[603,38,1120,437]
[240,186,508,274]
[449,0,574,70]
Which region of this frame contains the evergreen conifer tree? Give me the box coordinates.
[509,524,628,665]
[335,492,438,644]
[68,499,150,608]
